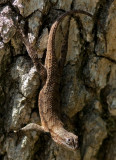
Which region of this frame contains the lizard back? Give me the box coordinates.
[38,10,92,150]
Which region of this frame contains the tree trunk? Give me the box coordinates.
[0,0,116,160]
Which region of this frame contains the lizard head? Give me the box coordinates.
[51,130,78,151]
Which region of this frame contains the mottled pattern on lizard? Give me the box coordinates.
[19,10,92,151]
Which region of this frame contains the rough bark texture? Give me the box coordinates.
[0,0,116,160]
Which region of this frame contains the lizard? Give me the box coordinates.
[18,10,93,151]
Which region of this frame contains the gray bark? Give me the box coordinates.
[0,0,116,160]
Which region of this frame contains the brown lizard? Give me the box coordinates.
[18,10,92,151]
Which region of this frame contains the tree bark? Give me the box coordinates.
[0,0,116,160]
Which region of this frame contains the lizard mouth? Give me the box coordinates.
[52,135,78,151]
[59,139,78,151]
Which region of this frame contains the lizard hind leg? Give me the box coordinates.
[18,23,47,87]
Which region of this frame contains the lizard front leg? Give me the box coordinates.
[19,123,45,133]
[15,123,47,141]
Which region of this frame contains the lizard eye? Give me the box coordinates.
[66,138,73,144]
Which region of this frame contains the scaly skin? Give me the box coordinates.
[19,10,92,151]
[39,10,92,150]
